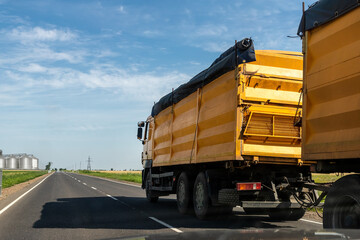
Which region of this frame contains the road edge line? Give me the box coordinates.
[300,218,322,225]
[149,217,183,233]
[0,173,53,216]
[71,172,141,188]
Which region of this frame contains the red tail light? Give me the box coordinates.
[236,182,261,191]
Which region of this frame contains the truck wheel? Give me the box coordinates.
[288,208,305,221]
[323,174,360,229]
[193,172,212,219]
[177,172,193,214]
[146,172,158,203]
[268,208,292,221]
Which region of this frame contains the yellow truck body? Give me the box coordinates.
[150,50,304,167]
[302,6,360,161]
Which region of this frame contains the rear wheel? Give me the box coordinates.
[288,208,306,221]
[268,208,292,220]
[324,174,360,229]
[145,172,158,203]
[193,172,212,219]
[177,172,193,214]
[268,208,305,221]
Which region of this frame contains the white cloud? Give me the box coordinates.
[7,26,77,43]
[143,30,162,37]
[195,24,228,37]
[2,63,190,105]
[194,41,229,53]
[19,63,47,73]
[0,45,86,65]
[189,61,201,65]
[117,5,126,13]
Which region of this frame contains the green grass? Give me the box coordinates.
[312,173,344,183]
[78,170,142,183]
[307,173,346,211]
[2,170,48,189]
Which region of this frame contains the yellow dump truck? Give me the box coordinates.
[137,38,312,220]
[298,0,360,228]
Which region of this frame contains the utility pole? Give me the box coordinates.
[87,156,92,171]
[80,161,81,170]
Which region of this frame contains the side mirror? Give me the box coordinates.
[138,121,145,127]
[137,127,143,140]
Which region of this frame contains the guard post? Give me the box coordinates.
[0,169,2,196]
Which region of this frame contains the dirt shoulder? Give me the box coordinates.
[303,210,323,222]
[0,172,51,201]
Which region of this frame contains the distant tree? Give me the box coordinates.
[45,162,52,170]
[111,168,114,171]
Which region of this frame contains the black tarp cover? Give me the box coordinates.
[298,0,359,36]
[151,38,256,117]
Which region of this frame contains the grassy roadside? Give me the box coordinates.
[312,173,343,183]
[2,170,48,189]
[78,170,142,184]
[307,173,346,213]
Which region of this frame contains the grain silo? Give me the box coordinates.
[0,155,5,169]
[6,156,18,169]
[31,157,39,170]
[19,155,33,170]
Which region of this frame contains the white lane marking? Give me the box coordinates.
[0,173,53,216]
[112,181,141,188]
[91,187,97,190]
[149,217,183,233]
[83,183,87,185]
[73,173,141,188]
[78,180,81,182]
[300,218,322,225]
[106,194,118,201]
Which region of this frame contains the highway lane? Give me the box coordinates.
[0,171,322,240]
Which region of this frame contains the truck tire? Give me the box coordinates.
[193,172,213,219]
[146,172,159,203]
[268,208,292,220]
[323,174,360,229]
[288,208,306,221]
[177,172,193,214]
[268,208,305,221]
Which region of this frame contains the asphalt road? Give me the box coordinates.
[0,172,322,240]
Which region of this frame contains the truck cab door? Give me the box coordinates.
[142,120,153,161]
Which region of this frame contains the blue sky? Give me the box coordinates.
[0,0,314,170]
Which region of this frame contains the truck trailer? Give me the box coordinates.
[137,38,313,220]
[298,0,360,228]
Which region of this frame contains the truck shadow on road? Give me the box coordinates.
[33,196,295,230]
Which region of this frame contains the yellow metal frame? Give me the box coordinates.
[244,111,301,139]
